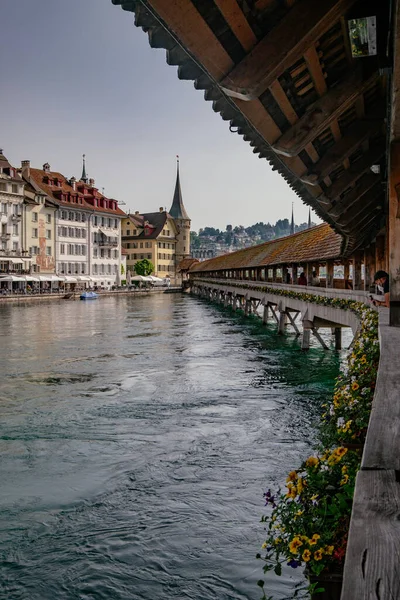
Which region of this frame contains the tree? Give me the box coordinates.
[134,259,154,276]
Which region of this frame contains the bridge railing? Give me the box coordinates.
[192,277,370,304]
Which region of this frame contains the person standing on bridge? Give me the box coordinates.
[310,270,320,286]
[298,272,307,286]
[372,270,389,307]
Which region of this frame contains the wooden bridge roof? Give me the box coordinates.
[189,223,342,272]
[112,0,389,256]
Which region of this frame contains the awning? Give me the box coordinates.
[8,258,23,265]
[76,276,92,282]
[0,275,24,282]
[37,275,55,282]
[22,257,32,262]
[61,276,78,283]
[21,275,40,282]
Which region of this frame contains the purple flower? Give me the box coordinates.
[287,559,300,568]
[263,490,277,507]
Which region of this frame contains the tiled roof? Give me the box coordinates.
[178,257,199,271]
[28,168,126,216]
[122,211,177,240]
[189,224,342,272]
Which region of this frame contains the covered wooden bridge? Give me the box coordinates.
[113,0,400,597]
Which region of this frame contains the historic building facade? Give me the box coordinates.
[121,159,191,283]
[0,151,27,274]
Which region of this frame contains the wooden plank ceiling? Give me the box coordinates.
[112,0,390,255]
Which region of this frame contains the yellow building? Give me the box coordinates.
[23,179,57,274]
[122,209,179,281]
[122,160,191,283]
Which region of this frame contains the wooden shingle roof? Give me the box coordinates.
[189,224,341,272]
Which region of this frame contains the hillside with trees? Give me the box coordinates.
[190,219,315,255]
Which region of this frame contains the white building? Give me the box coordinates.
[0,150,28,274]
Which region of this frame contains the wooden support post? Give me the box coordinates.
[272,266,277,282]
[353,252,363,290]
[292,264,298,284]
[305,263,312,284]
[301,329,311,351]
[278,310,287,335]
[311,327,329,349]
[375,235,386,272]
[326,260,334,288]
[270,304,279,323]
[364,244,376,292]
[389,142,400,326]
[334,327,342,350]
[282,265,289,284]
[262,303,269,324]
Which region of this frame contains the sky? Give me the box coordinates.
[1,0,318,232]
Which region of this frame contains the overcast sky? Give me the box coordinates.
[1,0,318,231]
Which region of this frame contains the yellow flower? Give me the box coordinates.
[309,534,320,546]
[342,420,352,433]
[325,545,334,555]
[302,549,311,562]
[305,456,319,468]
[275,537,282,545]
[314,549,324,561]
[296,478,305,494]
[261,542,267,549]
[360,355,367,364]
[295,510,304,517]
[286,470,298,483]
[341,465,348,474]
[289,537,303,554]
[335,447,348,457]
[340,474,349,486]
[351,382,359,391]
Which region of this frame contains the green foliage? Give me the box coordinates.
[134,259,154,276]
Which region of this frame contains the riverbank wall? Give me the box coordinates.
[0,288,183,304]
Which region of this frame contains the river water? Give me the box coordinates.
[0,294,343,600]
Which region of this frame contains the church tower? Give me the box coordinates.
[169,157,191,270]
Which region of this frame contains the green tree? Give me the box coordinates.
[134,259,154,276]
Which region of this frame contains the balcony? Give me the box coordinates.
[11,214,22,222]
[0,249,31,258]
[98,238,118,247]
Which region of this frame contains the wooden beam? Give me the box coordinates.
[213,0,258,53]
[220,0,358,100]
[303,45,327,96]
[273,70,379,157]
[328,173,382,218]
[388,141,400,325]
[324,144,385,200]
[146,0,234,79]
[340,183,383,230]
[300,119,382,185]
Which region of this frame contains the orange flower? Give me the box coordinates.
[314,549,324,561]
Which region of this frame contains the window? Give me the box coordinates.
[69,227,74,237]
[107,264,111,274]
[46,229,51,240]
[145,242,151,248]
[68,244,74,255]
[126,230,130,236]
[133,253,137,260]
[82,245,86,256]
[108,218,112,227]
[140,242,143,248]
[147,254,151,259]
[81,229,86,238]
[32,213,38,222]
[101,217,105,226]
[94,216,98,226]
[140,254,144,259]
[75,229,81,238]
[46,246,51,256]
[13,241,18,251]
[0,183,6,192]
[114,219,118,228]
[93,265,98,275]
[81,264,86,274]
[81,214,86,223]
[75,213,79,222]
[46,214,51,224]
[133,230,137,236]
[61,210,67,220]
[1,202,7,214]
[113,250,118,259]
[12,184,18,194]
[133,242,138,249]
[60,244,65,254]
[69,212,74,221]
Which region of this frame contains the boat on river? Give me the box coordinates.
[80,291,99,301]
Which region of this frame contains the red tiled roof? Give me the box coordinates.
[178,258,199,271]
[28,168,126,216]
[189,224,342,272]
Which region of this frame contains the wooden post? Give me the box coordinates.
[301,329,310,350]
[305,263,312,284]
[262,303,269,323]
[334,327,342,350]
[282,265,289,284]
[375,235,386,272]
[272,266,277,282]
[364,244,376,292]
[326,260,334,288]
[353,252,362,290]
[278,310,287,334]
[389,142,400,326]
[292,263,298,284]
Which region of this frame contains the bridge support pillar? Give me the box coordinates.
[301,329,311,351]
[262,304,269,324]
[334,327,342,350]
[278,310,287,335]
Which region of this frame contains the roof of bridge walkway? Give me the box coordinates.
[112,0,389,256]
[189,223,341,272]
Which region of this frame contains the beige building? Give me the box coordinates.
[23,177,57,273]
[122,160,191,283]
[122,209,179,280]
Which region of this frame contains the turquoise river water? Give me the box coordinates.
[0,294,344,600]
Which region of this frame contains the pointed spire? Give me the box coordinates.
[308,208,312,229]
[81,154,88,183]
[290,202,295,235]
[169,155,189,220]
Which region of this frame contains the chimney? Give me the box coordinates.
[89,178,95,186]
[159,206,164,212]
[135,211,139,215]
[21,160,30,178]
[70,176,76,190]
[43,163,50,173]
